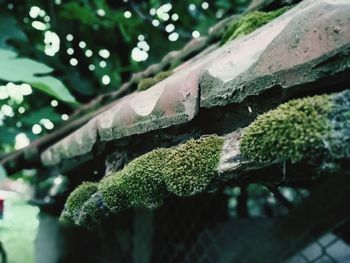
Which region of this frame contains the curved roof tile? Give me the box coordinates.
[41,0,350,166]
[200,0,350,107]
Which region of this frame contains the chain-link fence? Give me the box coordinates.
[57,175,350,263]
[287,219,350,263]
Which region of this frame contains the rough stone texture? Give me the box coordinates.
[41,120,98,166]
[217,129,245,175]
[216,129,273,182]
[41,76,199,166]
[96,80,199,141]
[200,0,350,107]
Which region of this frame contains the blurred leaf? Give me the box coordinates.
[0,126,20,144]
[59,1,121,28]
[64,72,95,96]
[0,12,27,48]
[0,49,77,103]
[21,106,62,126]
[59,2,99,25]
[119,23,132,42]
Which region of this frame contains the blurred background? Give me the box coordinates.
[0,1,249,262]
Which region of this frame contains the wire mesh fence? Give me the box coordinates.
[57,179,350,263]
[287,219,350,263]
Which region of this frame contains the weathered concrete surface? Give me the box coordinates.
[216,129,275,183]
[97,79,198,141]
[200,0,350,107]
[41,119,98,166]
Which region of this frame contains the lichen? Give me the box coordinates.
[221,7,289,45]
[163,135,224,197]
[59,182,98,224]
[240,93,340,163]
[137,70,174,91]
[322,90,350,160]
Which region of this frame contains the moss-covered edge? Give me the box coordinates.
[61,135,224,228]
[59,182,98,225]
[61,89,350,228]
[221,7,290,45]
[240,90,350,163]
[137,70,174,92]
[163,136,224,196]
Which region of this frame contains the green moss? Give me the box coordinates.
[61,182,98,223]
[62,135,225,227]
[98,135,224,213]
[100,148,170,210]
[137,70,174,91]
[98,172,130,213]
[60,90,350,228]
[99,136,224,210]
[163,135,224,197]
[121,148,170,207]
[77,193,108,228]
[59,210,75,226]
[240,94,332,163]
[221,7,289,44]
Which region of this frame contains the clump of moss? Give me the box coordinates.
[59,210,75,226]
[61,135,225,227]
[100,148,171,211]
[99,172,130,213]
[163,135,224,197]
[99,136,224,209]
[120,148,170,208]
[240,94,332,163]
[77,193,110,228]
[221,7,289,44]
[137,70,174,91]
[59,182,98,224]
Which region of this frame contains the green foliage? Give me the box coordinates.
[221,7,289,44]
[20,106,62,126]
[0,49,76,103]
[163,135,224,196]
[137,70,174,92]
[59,2,123,28]
[0,12,27,48]
[0,0,249,157]
[240,94,332,163]
[60,182,98,224]
[59,3,101,26]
